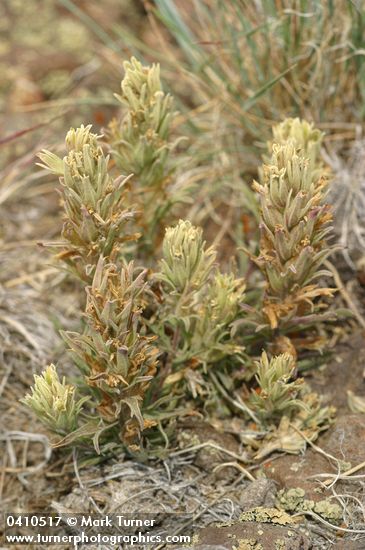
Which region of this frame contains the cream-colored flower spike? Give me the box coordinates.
[21,365,87,434]
[248,351,335,457]
[270,117,324,176]
[159,220,216,292]
[118,57,163,111]
[65,124,100,152]
[62,257,160,450]
[109,57,181,250]
[253,118,335,331]
[38,124,137,282]
[110,57,175,189]
[156,220,245,375]
[248,352,303,424]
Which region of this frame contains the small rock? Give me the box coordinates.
[265,414,365,495]
[264,451,328,502]
[238,479,277,511]
[186,520,312,549]
[322,414,365,465]
[309,332,365,413]
[264,414,365,522]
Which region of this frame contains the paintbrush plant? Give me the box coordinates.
[269,118,324,173]
[62,258,160,450]
[155,220,246,394]
[252,119,335,335]
[244,351,335,458]
[108,57,185,251]
[248,351,303,424]
[21,365,88,435]
[158,219,216,292]
[38,125,138,282]
[22,53,340,461]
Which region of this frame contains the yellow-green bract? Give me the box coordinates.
[21,365,88,434]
